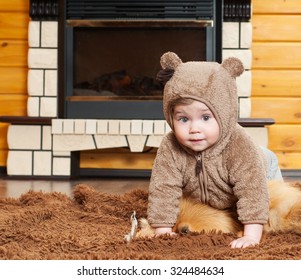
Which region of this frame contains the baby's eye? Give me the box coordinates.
[179,117,188,123]
[202,115,210,121]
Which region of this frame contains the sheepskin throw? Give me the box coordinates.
[1,184,301,260]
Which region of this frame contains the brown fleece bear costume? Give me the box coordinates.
[147,52,269,229]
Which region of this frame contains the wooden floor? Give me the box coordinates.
[0,177,150,198]
[0,175,300,199]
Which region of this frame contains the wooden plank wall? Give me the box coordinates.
[0,0,29,167]
[1,0,300,171]
[251,0,301,169]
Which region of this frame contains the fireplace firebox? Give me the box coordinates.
[58,0,222,119]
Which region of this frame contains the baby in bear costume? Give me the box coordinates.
[147,52,282,248]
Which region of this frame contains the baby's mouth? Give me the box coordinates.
[189,139,204,143]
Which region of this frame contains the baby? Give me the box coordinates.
[147,52,282,248]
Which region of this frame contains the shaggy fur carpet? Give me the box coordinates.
[1,183,301,260]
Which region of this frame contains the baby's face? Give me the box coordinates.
[172,100,220,152]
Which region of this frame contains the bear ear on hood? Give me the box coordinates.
[221,57,244,78]
[160,52,182,70]
[157,52,182,84]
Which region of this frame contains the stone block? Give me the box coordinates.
[86,120,97,134]
[239,98,251,118]
[97,120,108,134]
[127,135,147,152]
[53,135,96,151]
[62,119,74,134]
[27,97,40,117]
[94,135,128,149]
[40,97,57,117]
[52,157,71,176]
[33,151,52,175]
[119,120,131,134]
[142,120,154,135]
[28,48,58,69]
[223,22,239,48]
[28,21,40,47]
[7,151,33,175]
[52,119,63,134]
[153,120,166,135]
[42,126,52,150]
[28,69,44,96]
[240,22,252,48]
[8,125,41,150]
[45,70,57,96]
[131,120,142,135]
[74,120,86,134]
[146,135,163,148]
[41,21,58,48]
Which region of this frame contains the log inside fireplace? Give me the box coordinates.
[73,69,163,99]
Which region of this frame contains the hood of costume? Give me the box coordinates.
[161,51,243,156]
[147,52,269,228]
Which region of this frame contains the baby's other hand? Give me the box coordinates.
[155,227,177,237]
[229,236,259,249]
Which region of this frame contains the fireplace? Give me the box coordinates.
[58,0,223,119]
[2,0,262,178]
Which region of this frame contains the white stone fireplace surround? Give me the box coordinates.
[6,18,267,177]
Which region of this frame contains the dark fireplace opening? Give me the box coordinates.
[73,26,206,100]
[58,0,222,119]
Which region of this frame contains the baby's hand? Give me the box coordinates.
[229,236,259,249]
[155,227,177,237]
[230,223,262,248]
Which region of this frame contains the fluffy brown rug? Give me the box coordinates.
[0,183,301,260]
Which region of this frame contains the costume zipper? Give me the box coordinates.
[196,153,209,204]
[195,153,202,175]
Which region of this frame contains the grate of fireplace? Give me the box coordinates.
[66,0,214,20]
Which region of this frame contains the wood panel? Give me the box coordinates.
[0,95,27,116]
[251,97,301,124]
[253,0,301,14]
[252,70,301,97]
[0,0,29,168]
[80,148,157,170]
[0,12,29,40]
[252,0,301,171]
[268,125,301,152]
[252,15,301,42]
[0,67,27,94]
[0,124,8,167]
[0,124,8,149]
[252,43,301,69]
[275,152,301,169]
[0,40,28,67]
[0,150,8,167]
[0,0,29,12]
